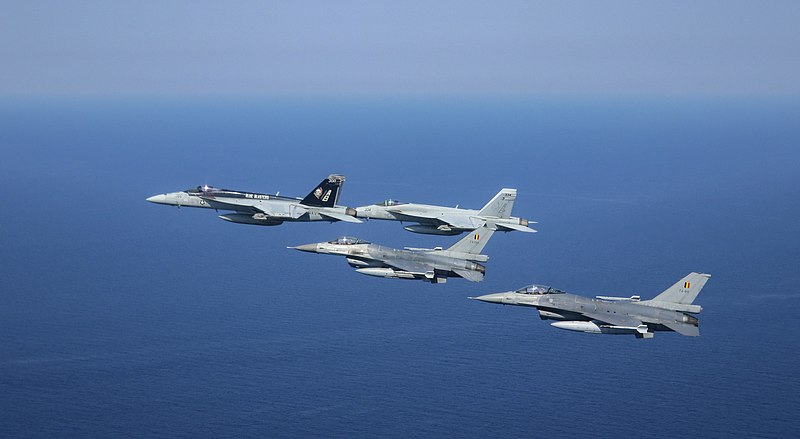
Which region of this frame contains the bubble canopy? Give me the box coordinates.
[515,285,565,295]
[328,237,370,245]
[378,199,406,206]
[186,185,221,193]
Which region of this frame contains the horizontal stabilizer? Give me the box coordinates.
[452,269,484,282]
[662,322,700,337]
[496,222,537,233]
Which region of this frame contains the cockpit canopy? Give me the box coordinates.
[516,284,566,295]
[328,236,370,245]
[378,199,406,207]
[186,184,221,194]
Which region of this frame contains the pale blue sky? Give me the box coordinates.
[3,1,799,96]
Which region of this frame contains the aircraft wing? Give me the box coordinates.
[200,197,259,213]
[581,311,644,328]
[200,197,305,219]
[385,209,482,229]
[380,257,432,275]
[316,210,362,223]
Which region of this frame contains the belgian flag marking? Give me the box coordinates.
[474,234,480,240]
[684,281,691,289]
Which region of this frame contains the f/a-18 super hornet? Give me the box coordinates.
[290,224,498,284]
[146,174,361,226]
[472,272,711,338]
[353,188,535,235]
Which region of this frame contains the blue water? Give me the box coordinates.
[1,96,798,437]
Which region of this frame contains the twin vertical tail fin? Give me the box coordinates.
[300,174,346,207]
[651,272,711,305]
[478,188,517,218]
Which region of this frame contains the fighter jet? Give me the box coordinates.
[290,224,498,284]
[146,174,361,226]
[471,272,711,338]
[354,188,535,235]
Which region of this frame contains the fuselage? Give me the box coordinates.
[147,185,355,224]
[293,241,485,282]
[496,292,696,325]
[475,288,699,336]
[146,185,301,209]
[354,201,530,235]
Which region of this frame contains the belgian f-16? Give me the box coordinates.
[472,272,711,338]
[354,188,535,235]
[290,225,498,284]
[146,174,361,226]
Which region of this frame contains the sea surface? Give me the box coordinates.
[1,96,799,437]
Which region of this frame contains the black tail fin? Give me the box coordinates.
[300,174,346,207]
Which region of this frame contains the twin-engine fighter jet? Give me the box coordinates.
[146,174,361,226]
[290,224,497,284]
[472,272,710,338]
[354,188,535,235]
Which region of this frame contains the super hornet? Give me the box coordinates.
[146,174,361,226]
[290,225,498,284]
[472,272,711,338]
[354,188,535,235]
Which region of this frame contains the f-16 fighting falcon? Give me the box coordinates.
[354,188,535,235]
[146,174,361,226]
[290,224,498,284]
[471,272,711,338]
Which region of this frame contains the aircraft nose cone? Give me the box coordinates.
[146,194,167,204]
[290,243,319,253]
[471,292,506,304]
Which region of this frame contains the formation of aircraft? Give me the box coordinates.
[147,173,710,338]
[290,225,496,284]
[471,273,710,338]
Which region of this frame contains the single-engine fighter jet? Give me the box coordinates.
[471,272,711,339]
[354,188,535,235]
[290,224,498,284]
[146,174,361,226]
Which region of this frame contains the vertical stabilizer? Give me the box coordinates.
[300,174,345,207]
[478,189,517,218]
[651,272,711,304]
[446,224,496,255]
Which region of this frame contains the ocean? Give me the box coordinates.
[1,96,798,437]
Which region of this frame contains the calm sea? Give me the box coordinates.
[1,96,798,437]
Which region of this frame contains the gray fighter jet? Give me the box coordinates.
[290,224,498,283]
[472,272,711,338]
[354,188,535,235]
[146,174,361,226]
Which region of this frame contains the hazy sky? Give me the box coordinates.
[3,1,799,96]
